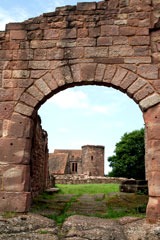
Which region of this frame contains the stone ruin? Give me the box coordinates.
[49,145,104,176]
[1,0,160,224]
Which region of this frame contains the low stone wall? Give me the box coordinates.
[52,174,129,185]
[120,180,148,194]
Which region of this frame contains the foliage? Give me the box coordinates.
[108,128,145,179]
[56,183,119,195]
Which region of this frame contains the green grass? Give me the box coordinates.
[2,211,17,219]
[31,184,147,226]
[56,183,119,196]
[42,196,77,226]
[95,207,146,219]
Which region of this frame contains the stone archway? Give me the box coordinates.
[1,0,160,223]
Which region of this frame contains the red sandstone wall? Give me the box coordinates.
[53,174,127,184]
[30,115,49,198]
[82,145,104,176]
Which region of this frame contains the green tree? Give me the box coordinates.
[108,128,145,180]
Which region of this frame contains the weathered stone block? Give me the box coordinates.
[103,65,117,83]
[6,23,25,30]
[95,64,106,81]
[2,79,17,88]
[147,148,160,171]
[120,72,137,89]
[57,40,76,48]
[77,38,96,47]
[0,50,12,60]
[120,27,136,35]
[113,36,128,45]
[124,57,151,64]
[139,93,160,111]
[0,102,14,120]
[145,123,160,140]
[0,192,31,212]
[30,40,57,48]
[2,165,30,192]
[13,49,33,60]
[136,28,149,36]
[89,27,100,37]
[64,47,84,59]
[6,61,28,70]
[60,28,77,39]
[95,57,124,64]
[61,66,73,84]
[97,37,112,46]
[143,103,160,124]
[3,70,12,79]
[13,89,25,102]
[10,30,26,40]
[47,49,64,60]
[130,36,150,45]
[71,64,81,82]
[109,45,133,57]
[18,79,33,88]
[127,78,146,95]
[134,85,154,102]
[146,197,160,223]
[134,46,149,56]
[30,70,47,79]
[35,78,51,95]
[148,172,160,196]
[27,85,44,101]
[34,49,47,60]
[0,138,31,164]
[42,72,58,90]
[137,64,158,79]
[3,113,33,138]
[85,47,108,58]
[20,92,38,107]
[101,25,119,36]
[111,68,128,86]
[0,89,14,101]
[28,61,50,70]
[52,68,65,86]
[44,29,60,39]
[78,28,88,38]
[15,103,34,116]
[80,63,97,81]
[77,2,96,10]
[13,70,30,79]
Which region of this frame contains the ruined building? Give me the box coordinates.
[49,145,104,176]
[2,0,160,223]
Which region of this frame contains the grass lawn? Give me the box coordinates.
[55,183,119,196]
[31,183,147,226]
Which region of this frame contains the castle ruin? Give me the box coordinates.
[49,145,104,176]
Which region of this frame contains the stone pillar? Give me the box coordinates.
[82,145,104,176]
[0,113,33,212]
[143,103,160,223]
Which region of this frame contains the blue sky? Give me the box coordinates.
[0,0,144,174]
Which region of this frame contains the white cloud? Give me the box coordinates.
[48,88,123,116]
[49,89,89,109]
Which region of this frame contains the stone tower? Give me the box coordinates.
[82,145,104,176]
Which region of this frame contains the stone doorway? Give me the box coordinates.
[1,0,160,223]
